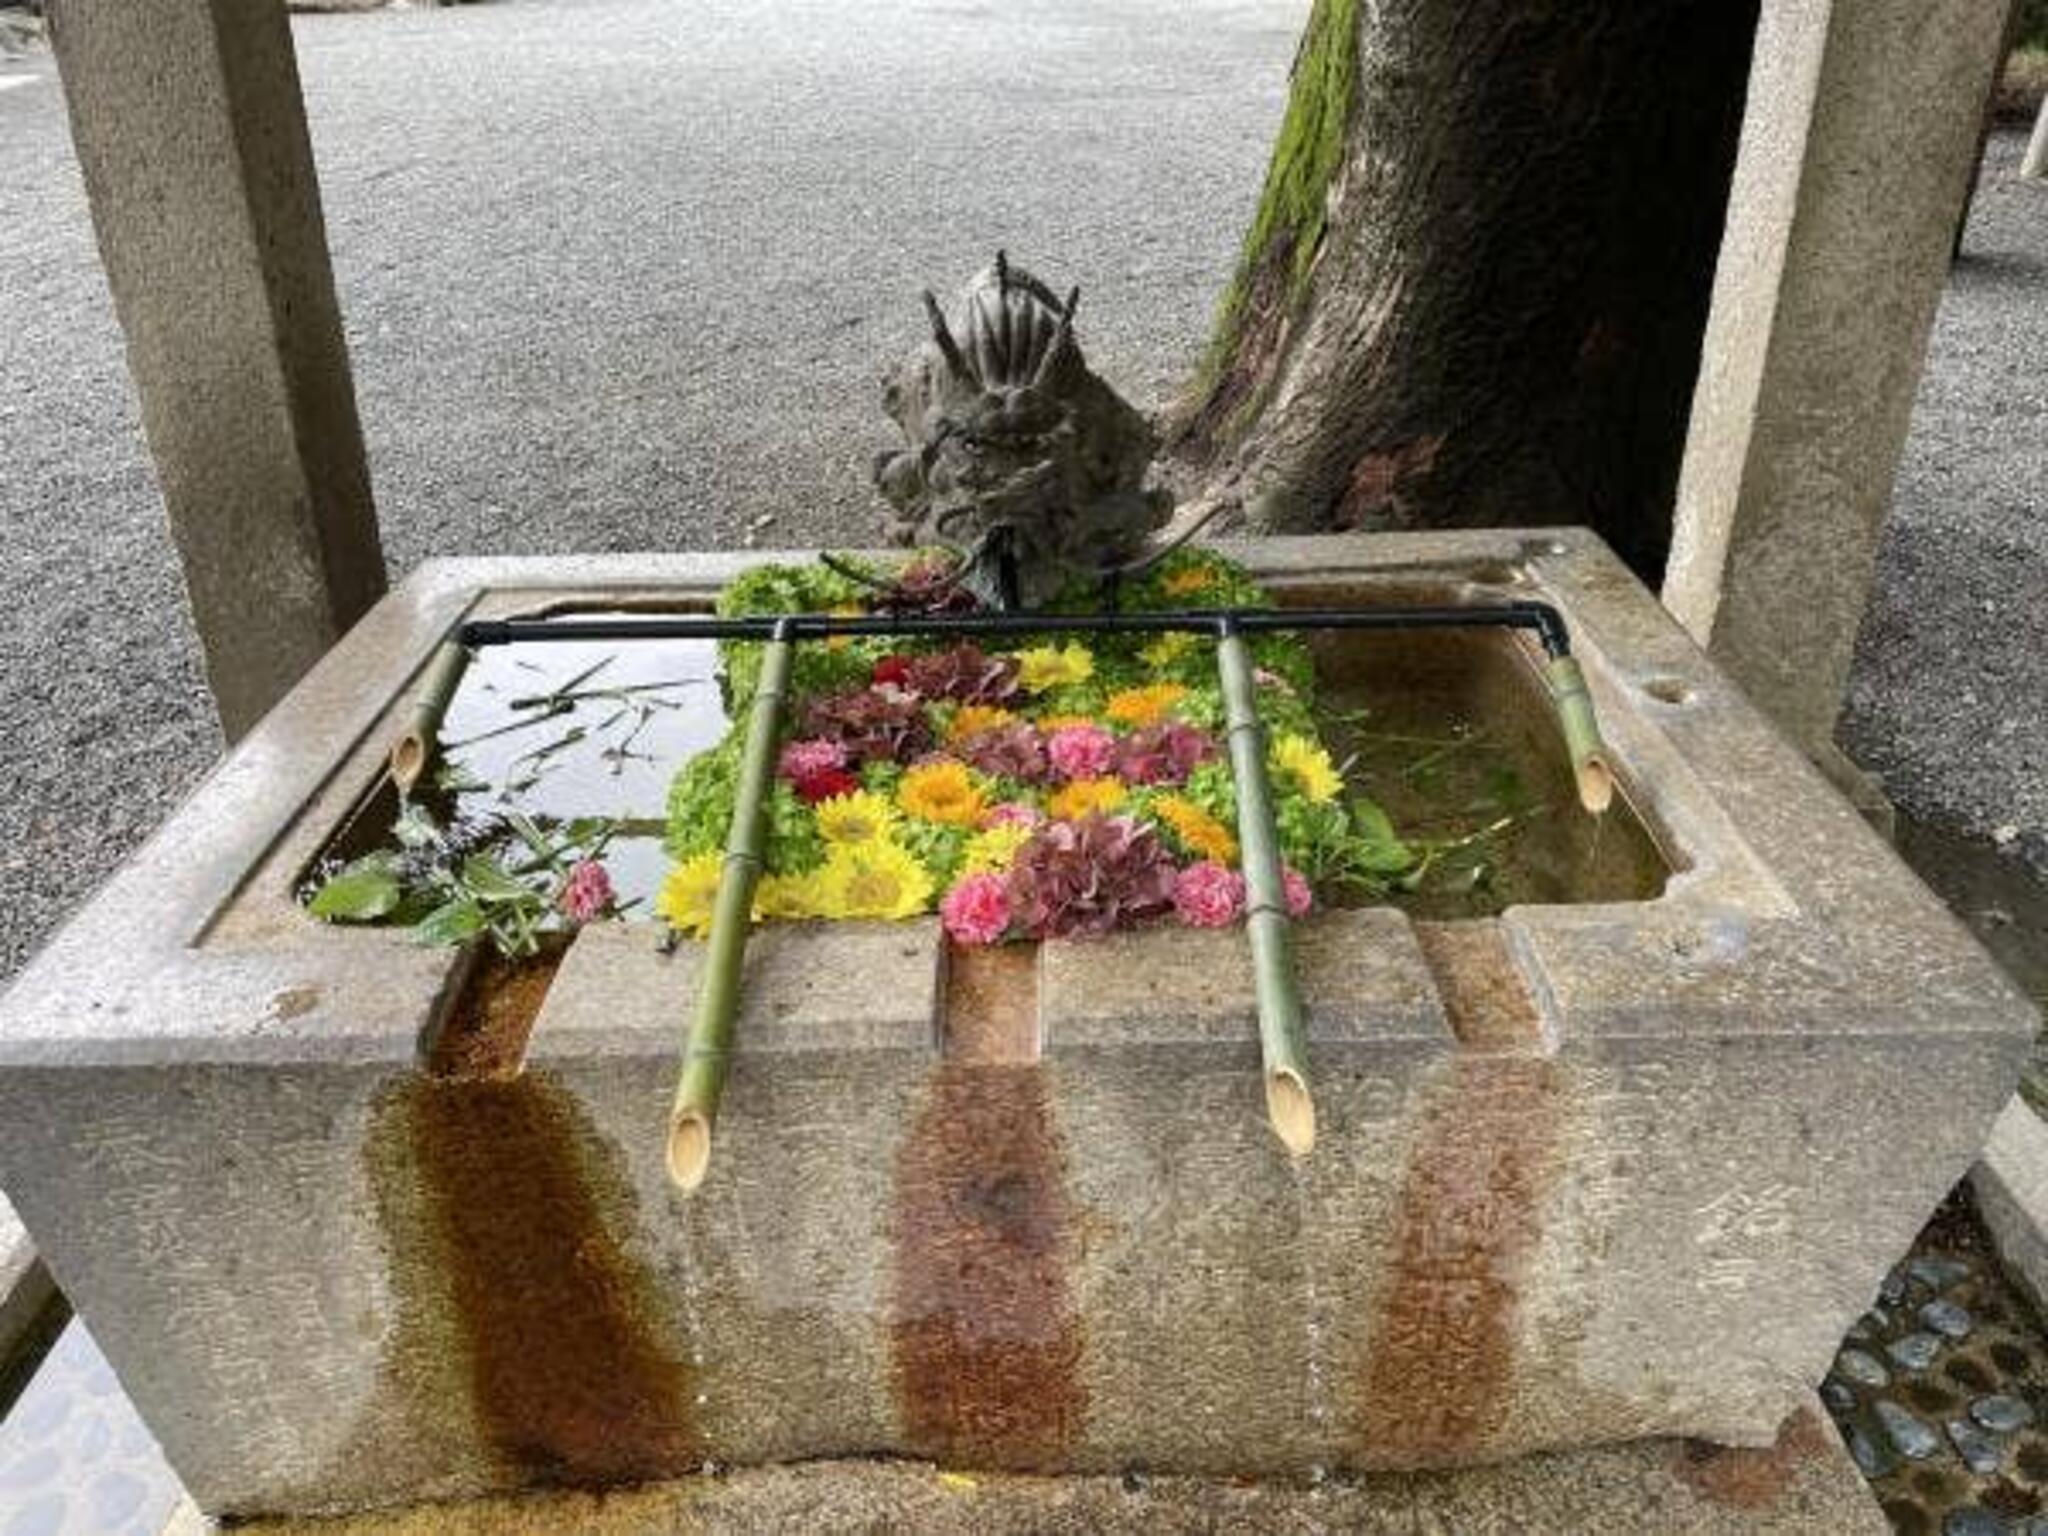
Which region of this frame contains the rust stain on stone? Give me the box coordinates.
[396,1070,700,1486]
[941,941,1041,1064]
[1671,1406,1828,1510]
[890,947,1086,1466]
[1412,921,1547,1051]
[1356,1051,1564,1465]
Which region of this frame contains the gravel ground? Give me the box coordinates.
[1842,128,2048,884]
[0,0,1304,981]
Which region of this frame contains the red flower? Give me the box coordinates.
[872,655,913,687]
[793,767,860,804]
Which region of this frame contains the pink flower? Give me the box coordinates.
[1173,861,1245,929]
[1046,723,1117,781]
[1254,667,1296,696]
[1117,722,1216,786]
[1282,865,1314,919]
[779,737,847,783]
[557,859,614,924]
[941,872,1012,946]
[983,800,1044,829]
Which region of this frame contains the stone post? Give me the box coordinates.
[49,0,386,740]
[1662,0,2009,762]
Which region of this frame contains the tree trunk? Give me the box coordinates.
[1171,0,1758,584]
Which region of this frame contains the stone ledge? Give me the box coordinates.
[1971,1097,2048,1311]
[0,1190,59,1382]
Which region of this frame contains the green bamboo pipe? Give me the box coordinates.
[1215,625,1316,1158]
[389,640,473,796]
[668,628,795,1193]
[1543,655,1615,815]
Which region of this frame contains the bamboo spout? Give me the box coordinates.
[667,629,794,1193]
[390,640,473,796]
[1216,625,1316,1158]
[1544,655,1614,815]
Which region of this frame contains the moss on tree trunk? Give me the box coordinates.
[1173,0,1758,585]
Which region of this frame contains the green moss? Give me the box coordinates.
[1196,0,1360,391]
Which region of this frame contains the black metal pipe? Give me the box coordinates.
[459,601,1572,657]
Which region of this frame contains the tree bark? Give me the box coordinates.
[1171,0,1758,584]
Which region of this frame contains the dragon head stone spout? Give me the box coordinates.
[871,253,1174,609]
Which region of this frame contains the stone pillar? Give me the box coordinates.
[49,0,385,739]
[1663,0,2008,758]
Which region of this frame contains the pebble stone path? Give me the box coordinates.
[1824,1190,2048,1535]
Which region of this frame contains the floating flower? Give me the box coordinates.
[792,766,860,804]
[905,645,1021,705]
[1272,734,1342,803]
[778,737,848,783]
[1046,723,1117,781]
[1153,795,1238,865]
[753,870,821,921]
[1007,815,1177,939]
[557,859,614,924]
[1048,776,1126,822]
[822,602,866,651]
[1032,713,1098,735]
[872,654,914,687]
[940,872,1012,946]
[947,703,1019,742]
[1162,565,1219,597]
[954,722,1049,783]
[961,822,1033,876]
[802,684,932,765]
[814,789,900,847]
[1139,631,1197,670]
[1282,865,1314,919]
[818,841,934,921]
[1117,722,1216,787]
[1014,642,1095,693]
[1105,683,1189,728]
[1254,666,1296,696]
[1173,861,1245,928]
[898,760,988,826]
[982,801,1044,829]
[656,851,724,939]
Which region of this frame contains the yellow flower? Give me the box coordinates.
[753,871,821,921]
[1048,776,1126,821]
[1032,713,1097,734]
[656,851,724,939]
[1014,643,1095,693]
[1162,565,1219,597]
[899,759,988,825]
[961,822,1032,875]
[1155,796,1238,865]
[822,602,865,651]
[814,789,900,847]
[818,841,933,921]
[1139,631,1197,670]
[946,703,1017,742]
[1105,682,1189,728]
[1272,734,1342,803]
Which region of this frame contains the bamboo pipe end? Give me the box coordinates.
[1575,752,1615,816]
[667,1111,713,1193]
[1266,1067,1316,1158]
[389,732,429,797]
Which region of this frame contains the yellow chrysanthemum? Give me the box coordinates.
[1155,796,1238,865]
[1272,734,1342,803]
[1032,713,1097,734]
[1139,631,1197,670]
[1105,682,1190,728]
[817,841,934,921]
[898,760,988,825]
[655,851,724,939]
[1048,776,1127,821]
[822,602,865,651]
[1162,565,1219,597]
[961,822,1033,875]
[753,870,822,921]
[814,789,900,847]
[1014,643,1095,693]
[946,703,1018,742]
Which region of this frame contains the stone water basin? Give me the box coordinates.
[0,531,2031,1520]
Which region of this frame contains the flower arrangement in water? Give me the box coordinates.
[659,548,1417,946]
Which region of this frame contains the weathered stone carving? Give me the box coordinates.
[871,253,1173,609]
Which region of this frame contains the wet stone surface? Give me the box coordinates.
[1826,1191,2048,1534]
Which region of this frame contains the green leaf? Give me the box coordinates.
[460,854,534,904]
[308,857,402,921]
[1348,796,1414,874]
[413,898,487,946]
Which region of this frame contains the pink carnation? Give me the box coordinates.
[1173,861,1245,929]
[778,737,847,783]
[940,872,1012,946]
[557,859,614,924]
[1282,865,1314,919]
[983,800,1044,829]
[1046,723,1117,781]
